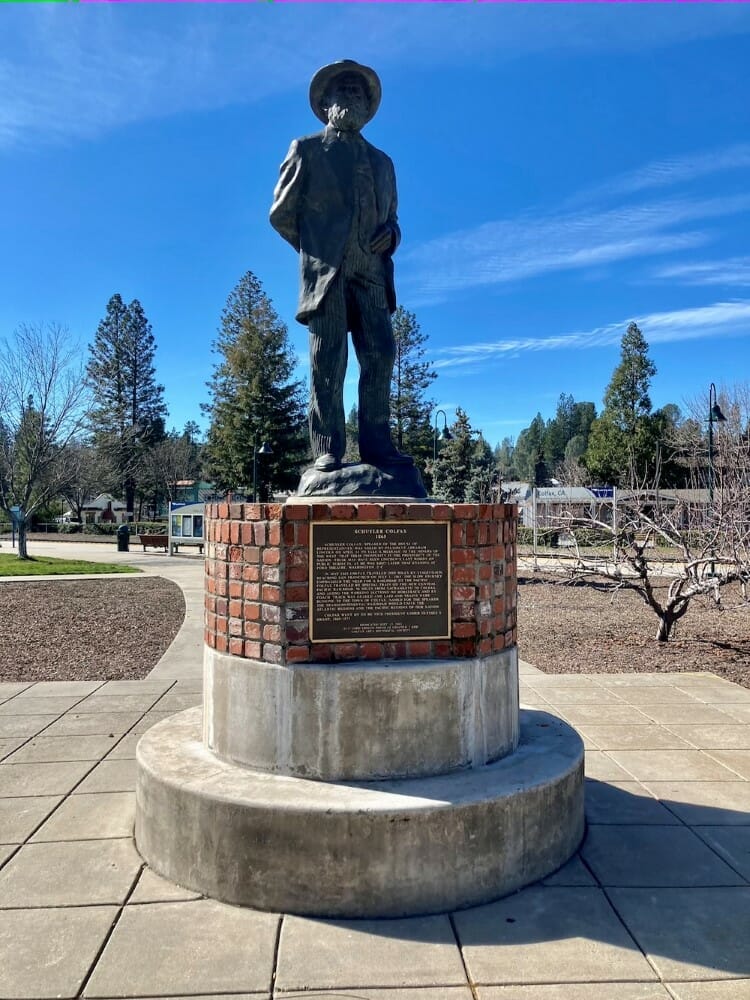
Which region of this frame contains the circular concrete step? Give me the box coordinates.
[135,707,584,918]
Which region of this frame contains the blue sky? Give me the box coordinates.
[1,4,749,447]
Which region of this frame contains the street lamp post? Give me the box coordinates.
[253,437,274,503]
[707,382,727,575]
[433,410,452,463]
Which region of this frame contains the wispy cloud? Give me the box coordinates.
[2,5,750,151]
[402,194,750,304]
[653,256,750,288]
[433,300,750,371]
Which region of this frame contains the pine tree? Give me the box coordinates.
[203,271,307,497]
[432,408,475,502]
[86,294,167,516]
[585,322,657,486]
[390,307,437,476]
[466,434,497,502]
[344,405,360,463]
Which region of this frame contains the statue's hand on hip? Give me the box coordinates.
[369,224,395,255]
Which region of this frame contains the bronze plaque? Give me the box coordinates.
[310,521,450,642]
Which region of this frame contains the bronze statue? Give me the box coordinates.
[270,60,415,480]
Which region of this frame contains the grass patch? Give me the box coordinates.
[0,553,138,577]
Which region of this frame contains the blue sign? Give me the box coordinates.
[589,487,615,499]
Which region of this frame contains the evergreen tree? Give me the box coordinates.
[513,413,548,484]
[432,408,476,502]
[494,437,518,481]
[203,271,307,497]
[86,294,167,515]
[585,322,657,485]
[466,433,497,503]
[389,307,437,476]
[344,405,360,463]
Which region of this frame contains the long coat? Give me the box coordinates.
[270,126,400,325]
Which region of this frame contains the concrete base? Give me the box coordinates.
[204,647,519,780]
[135,707,584,918]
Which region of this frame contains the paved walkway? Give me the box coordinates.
[1,666,749,998]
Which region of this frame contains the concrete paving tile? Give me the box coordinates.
[453,886,655,985]
[74,694,164,714]
[0,737,23,761]
[25,680,105,697]
[607,887,750,980]
[723,706,750,725]
[0,795,62,842]
[668,981,750,998]
[703,750,750,778]
[0,904,118,999]
[42,711,142,737]
[581,825,745,886]
[693,828,750,881]
[585,751,634,781]
[98,680,175,695]
[128,866,201,903]
[606,751,742,782]
[276,991,472,999]
[104,733,140,759]
[0,837,142,906]
[557,706,653,726]
[0,713,58,738]
[0,695,81,715]
[519,694,554,709]
[0,682,33,698]
[529,687,626,705]
[130,711,177,734]
[684,687,750,705]
[31,791,135,842]
[150,691,202,711]
[276,914,467,991]
[0,759,93,796]
[84,899,278,997]
[477,985,671,999]
[598,674,689,686]
[73,758,137,793]
[578,725,693,751]
[541,854,596,886]
[637,704,739,725]
[666,726,750,750]
[584,780,681,825]
[0,844,16,866]
[617,688,703,705]
[5,734,119,763]
[644,781,750,825]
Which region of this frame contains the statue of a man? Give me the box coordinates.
[270,60,413,474]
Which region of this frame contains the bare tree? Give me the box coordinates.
[549,384,750,641]
[0,324,89,558]
[60,438,111,524]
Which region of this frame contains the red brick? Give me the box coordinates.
[283,522,296,545]
[220,524,230,544]
[216,634,228,653]
[244,582,260,601]
[216,598,228,616]
[311,644,333,661]
[262,604,281,624]
[262,566,280,584]
[450,548,474,565]
[434,641,452,658]
[243,564,261,582]
[229,617,243,637]
[218,503,229,519]
[215,579,228,597]
[466,523,477,546]
[478,523,490,545]
[296,523,309,546]
[262,547,281,566]
[262,585,281,604]
[452,585,476,602]
[287,549,308,568]
[263,624,282,643]
[452,622,476,638]
[383,503,407,519]
[287,566,307,582]
[360,642,384,660]
[478,504,493,520]
[229,637,244,656]
[228,599,242,619]
[431,504,453,520]
[451,523,464,546]
[478,565,492,581]
[205,631,215,648]
[493,634,506,651]
[285,584,308,602]
[244,621,262,639]
[453,504,476,519]
[452,602,475,621]
[452,566,475,584]
[228,581,242,599]
[253,523,266,546]
[286,621,309,642]
[286,646,311,663]
[206,577,216,595]
[285,504,310,520]
[285,603,307,621]
[330,504,356,519]
[268,522,282,545]
[478,619,491,636]
[245,602,260,621]
[266,503,283,520]
[243,503,261,521]
[407,641,431,657]
[244,640,262,659]
[311,504,330,519]
[478,637,492,656]
[407,504,427,520]
[478,584,491,601]
[239,523,252,544]
[451,637,477,657]
[383,641,407,659]
[332,642,359,661]
[228,564,243,581]
[356,503,382,520]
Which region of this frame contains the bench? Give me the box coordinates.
[170,540,204,555]
[138,534,169,552]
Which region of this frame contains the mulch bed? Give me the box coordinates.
[518,574,750,689]
[0,577,185,682]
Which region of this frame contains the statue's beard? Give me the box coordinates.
[327,103,366,132]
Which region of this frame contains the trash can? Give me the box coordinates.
[116,524,130,552]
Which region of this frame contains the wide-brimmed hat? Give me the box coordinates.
[309,60,382,125]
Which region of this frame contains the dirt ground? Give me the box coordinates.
[0,577,185,682]
[518,574,750,689]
